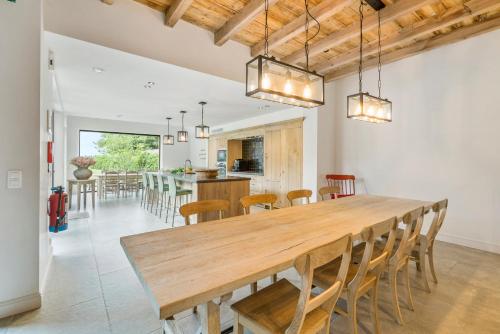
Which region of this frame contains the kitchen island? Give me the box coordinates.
[160,172,250,222]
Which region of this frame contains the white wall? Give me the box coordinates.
[328,29,500,253]
[66,116,190,177]
[0,0,42,317]
[213,108,319,200]
[43,0,250,83]
[189,132,209,169]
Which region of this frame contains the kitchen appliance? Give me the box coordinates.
[216,149,227,176]
[232,159,249,172]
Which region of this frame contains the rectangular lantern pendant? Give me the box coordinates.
[347,92,392,123]
[246,55,324,108]
[163,135,175,145]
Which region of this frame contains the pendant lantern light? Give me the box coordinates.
[245,0,324,108]
[347,1,392,123]
[195,101,210,139]
[163,117,175,145]
[177,111,188,142]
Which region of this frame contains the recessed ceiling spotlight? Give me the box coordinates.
[144,81,155,88]
[92,67,105,73]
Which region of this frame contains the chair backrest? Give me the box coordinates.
[287,189,313,207]
[126,171,139,184]
[179,200,230,225]
[426,199,448,245]
[286,234,352,334]
[393,207,425,265]
[104,171,119,186]
[318,186,340,201]
[167,175,177,197]
[157,174,165,193]
[147,173,157,190]
[325,174,355,197]
[142,172,149,188]
[349,217,398,291]
[240,193,278,214]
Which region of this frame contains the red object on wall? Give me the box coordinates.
[326,174,356,198]
[47,141,53,163]
[48,188,68,232]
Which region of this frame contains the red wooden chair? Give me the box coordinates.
[326,174,356,198]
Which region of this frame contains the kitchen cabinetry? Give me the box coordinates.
[209,118,303,208]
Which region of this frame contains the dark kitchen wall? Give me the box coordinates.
[242,137,264,173]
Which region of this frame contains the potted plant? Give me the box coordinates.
[70,156,96,180]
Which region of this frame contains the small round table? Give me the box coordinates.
[67,179,96,211]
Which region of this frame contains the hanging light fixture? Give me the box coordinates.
[245,0,324,108]
[163,117,175,145]
[347,1,392,123]
[195,101,210,139]
[177,111,188,142]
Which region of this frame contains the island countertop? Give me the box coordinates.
[160,172,251,184]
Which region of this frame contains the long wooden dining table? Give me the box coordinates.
[120,195,433,334]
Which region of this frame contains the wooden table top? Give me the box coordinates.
[120,195,433,319]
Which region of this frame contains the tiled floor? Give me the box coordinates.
[1,196,500,333]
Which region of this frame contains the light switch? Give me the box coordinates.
[7,170,22,189]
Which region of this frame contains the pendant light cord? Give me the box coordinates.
[181,112,184,131]
[201,104,204,126]
[358,1,364,93]
[377,10,382,98]
[304,0,320,71]
[167,118,170,134]
[264,0,269,56]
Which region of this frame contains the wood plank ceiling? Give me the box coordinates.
[108,0,500,82]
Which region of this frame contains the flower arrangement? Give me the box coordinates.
[70,156,96,169]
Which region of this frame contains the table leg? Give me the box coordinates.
[77,183,81,211]
[84,184,87,210]
[68,182,73,210]
[92,181,95,209]
[199,301,220,334]
[162,317,181,334]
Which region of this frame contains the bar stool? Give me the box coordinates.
[157,174,171,218]
[165,175,192,226]
[140,172,149,208]
[147,173,158,213]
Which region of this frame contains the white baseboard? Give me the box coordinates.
[0,293,41,318]
[437,233,500,254]
[40,243,53,294]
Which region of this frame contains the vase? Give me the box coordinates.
[73,167,93,180]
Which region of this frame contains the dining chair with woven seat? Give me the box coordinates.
[313,217,398,334]
[240,193,279,292]
[287,189,313,206]
[232,233,352,334]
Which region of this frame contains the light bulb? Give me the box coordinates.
[367,105,375,116]
[303,84,312,99]
[284,71,293,95]
[355,103,362,115]
[262,63,271,89]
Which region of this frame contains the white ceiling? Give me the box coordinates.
[45,32,291,127]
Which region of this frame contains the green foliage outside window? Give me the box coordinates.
[91,133,160,172]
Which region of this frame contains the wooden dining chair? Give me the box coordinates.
[411,199,448,292]
[387,206,425,325]
[179,199,230,225]
[103,171,120,199]
[326,174,355,198]
[240,193,278,214]
[287,189,313,206]
[318,186,341,201]
[240,193,279,292]
[313,217,398,334]
[232,233,353,334]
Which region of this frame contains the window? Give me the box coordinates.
[79,130,160,172]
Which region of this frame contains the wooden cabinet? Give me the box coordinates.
[209,118,303,208]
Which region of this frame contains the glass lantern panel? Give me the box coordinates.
[195,126,210,138]
[163,135,174,145]
[348,93,392,123]
[177,131,188,142]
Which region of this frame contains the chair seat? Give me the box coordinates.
[314,258,376,290]
[231,279,329,334]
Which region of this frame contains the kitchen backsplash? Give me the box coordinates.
[242,137,264,173]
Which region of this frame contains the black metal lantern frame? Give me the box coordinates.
[195,101,210,139]
[177,111,188,142]
[163,117,175,145]
[246,55,324,108]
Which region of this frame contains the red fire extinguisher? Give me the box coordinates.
[48,186,68,233]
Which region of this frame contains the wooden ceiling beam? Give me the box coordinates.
[314,0,500,73]
[250,0,351,57]
[324,14,500,82]
[282,0,437,64]
[214,0,279,46]
[164,0,194,27]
